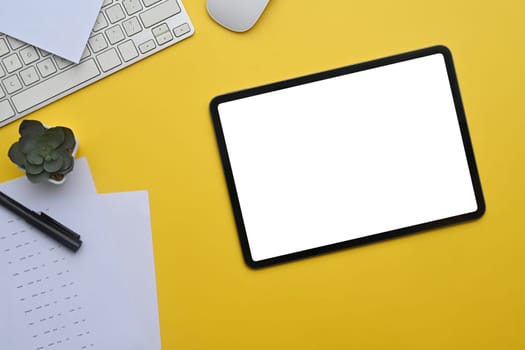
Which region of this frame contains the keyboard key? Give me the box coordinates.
[105,25,125,45]
[102,0,113,6]
[38,49,50,57]
[138,39,156,54]
[80,47,91,60]
[19,46,39,65]
[0,38,9,57]
[156,32,173,45]
[152,24,173,45]
[11,59,100,113]
[2,54,22,73]
[96,48,122,72]
[123,0,143,15]
[123,17,143,36]
[106,4,126,23]
[0,86,4,99]
[54,56,73,70]
[20,67,40,86]
[152,23,168,37]
[7,37,25,50]
[3,75,23,94]
[118,40,139,62]
[174,23,191,37]
[0,100,15,122]
[140,0,181,28]
[0,65,5,78]
[93,12,109,32]
[143,0,162,6]
[36,58,57,78]
[89,34,108,53]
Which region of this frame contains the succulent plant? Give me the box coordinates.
[8,120,76,184]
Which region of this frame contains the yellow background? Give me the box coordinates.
[1,0,524,348]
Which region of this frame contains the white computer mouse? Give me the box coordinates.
[207,0,270,32]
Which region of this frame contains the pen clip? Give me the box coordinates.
[39,212,81,240]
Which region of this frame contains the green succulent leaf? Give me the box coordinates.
[19,120,46,137]
[39,128,65,149]
[8,142,25,167]
[26,171,50,184]
[25,162,44,175]
[59,153,74,174]
[27,149,44,165]
[43,156,64,173]
[40,148,54,161]
[19,136,38,154]
[49,150,59,161]
[61,127,76,151]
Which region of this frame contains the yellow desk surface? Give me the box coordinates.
[1,1,524,348]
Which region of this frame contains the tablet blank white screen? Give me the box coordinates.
[218,53,478,262]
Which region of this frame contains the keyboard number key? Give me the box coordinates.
[118,40,139,62]
[106,4,126,24]
[3,75,23,94]
[138,39,156,54]
[0,38,9,57]
[19,46,40,65]
[122,17,142,37]
[174,23,191,37]
[105,25,125,45]
[89,34,109,53]
[36,58,57,78]
[96,48,122,72]
[2,54,22,73]
[122,0,143,15]
[20,67,40,86]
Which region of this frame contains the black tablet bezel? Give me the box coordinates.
[210,45,485,268]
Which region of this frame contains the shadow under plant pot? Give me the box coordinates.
[8,120,78,184]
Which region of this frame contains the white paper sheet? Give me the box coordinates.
[0,188,160,349]
[0,0,104,62]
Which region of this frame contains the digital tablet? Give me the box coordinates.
[210,46,485,268]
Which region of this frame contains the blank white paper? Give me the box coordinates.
[217,53,479,262]
[0,0,104,62]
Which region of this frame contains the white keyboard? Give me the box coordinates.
[0,0,194,127]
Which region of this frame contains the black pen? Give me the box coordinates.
[0,191,82,252]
